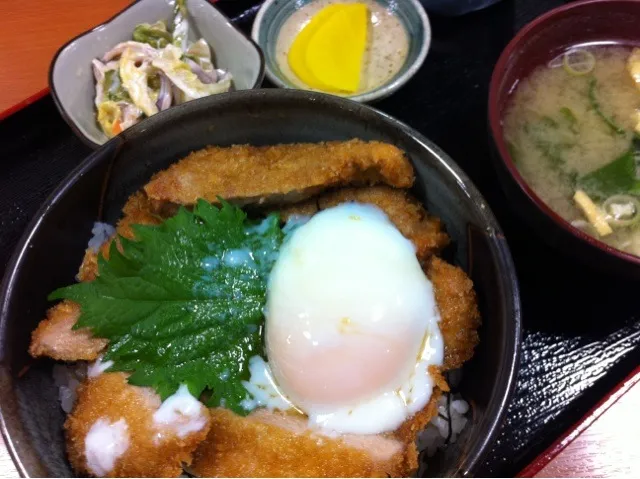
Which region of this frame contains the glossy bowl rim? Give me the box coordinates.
[250,0,431,103]
[488,0,640,269]
[1,88,521,477]
[48,0,266,150]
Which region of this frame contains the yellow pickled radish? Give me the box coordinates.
[627,47,640,88]
[305,4,368,93]
[288,4,344,91]
[288,3,369,93]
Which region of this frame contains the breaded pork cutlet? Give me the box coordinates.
[33,184,441,363]
[427,257,481,370]
[190,258,479,478]
[190,394,440,478]
[77,192,161,282]
[143,140,414,207]
[30,185,451,363]
[29,192,160,361]
[278,186,450,262]
[66,372,210,477]
[28,301,107,361]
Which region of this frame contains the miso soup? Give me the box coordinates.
[504,46,640,257]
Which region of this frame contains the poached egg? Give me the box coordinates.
[246,203,443,435]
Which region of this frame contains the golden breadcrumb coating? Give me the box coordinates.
[77,192,161,282]
[274,197,320,219]
[392,387,442,472]
[28,300,106,361]
[190,392,440,479]
[278,186,449,262]
[77,241,111,284]
[427,257,481,370]
[65,372,210,478]
[143,140,414,207]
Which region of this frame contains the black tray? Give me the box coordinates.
[1,0,638,476]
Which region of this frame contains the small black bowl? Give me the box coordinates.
[0,89,521,477]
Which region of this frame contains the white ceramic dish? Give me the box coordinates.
[49,0,264,148]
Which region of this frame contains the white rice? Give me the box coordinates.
[417,393,470,458]
[52,363,87,413]
[87,222,116,252]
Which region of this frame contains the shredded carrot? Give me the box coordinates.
[112,120,123,135]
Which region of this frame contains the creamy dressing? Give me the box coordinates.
[282,214,311,235]
[85,418,129,477]
[152,384,207,439]
[247,216,274,235]
[275,0,409,94]
[87,222,116,253]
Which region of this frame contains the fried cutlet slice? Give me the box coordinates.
[275,197,320,219]
[143,140,414,208]
[278,186,450,262]
[77,240,111,284]
[31,192,161,360]
[190,391,440,478]
[78,192,161,282]
[393,367,448,462]
[116,191,163,239]
[28,300,108,361]
[66,372,210,478]
[427,257,481,370]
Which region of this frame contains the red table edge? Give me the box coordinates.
[517,364,640,478]
[0,88,50,122]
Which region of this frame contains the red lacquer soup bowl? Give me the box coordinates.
[488,0,640,278]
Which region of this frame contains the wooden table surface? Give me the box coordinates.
[0,0,132,118]
[522,366,640,478]
[534,382,640,477]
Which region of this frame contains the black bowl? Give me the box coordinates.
[0,89,521,477]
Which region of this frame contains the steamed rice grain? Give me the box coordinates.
[87,222,116,252]
[53,363,87,413]
[417,394,469,458]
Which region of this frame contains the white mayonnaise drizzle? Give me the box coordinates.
[85,418,129,477]
[153,384,207,439]
[87,356,114,378]
[222,248,256,268]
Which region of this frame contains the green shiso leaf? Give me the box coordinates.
[49,199,284,414]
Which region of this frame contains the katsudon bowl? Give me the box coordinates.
[0,89,520,477]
